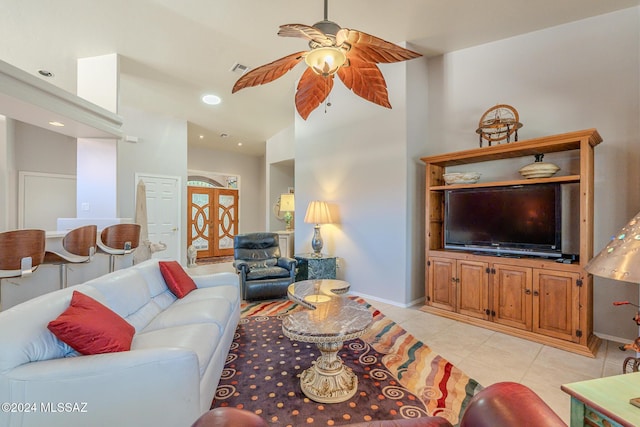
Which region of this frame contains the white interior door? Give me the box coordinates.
[135,173,181,261]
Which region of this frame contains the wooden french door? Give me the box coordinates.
[187,187,238,258]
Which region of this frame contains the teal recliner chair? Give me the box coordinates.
[233,233,297,301]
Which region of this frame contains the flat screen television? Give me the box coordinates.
[444,183,562,258]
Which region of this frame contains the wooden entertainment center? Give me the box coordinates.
[420,129,602,357]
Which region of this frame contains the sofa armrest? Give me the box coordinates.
[277,257,297,271]
[192,271,240,289]
[459,382,566,427]
[2,348,201,427]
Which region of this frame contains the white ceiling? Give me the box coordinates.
[1,0,638,156]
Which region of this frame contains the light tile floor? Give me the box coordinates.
[369,299,630,425]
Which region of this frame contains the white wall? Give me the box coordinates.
[268,161,294,232]
[13,121,76,175]
[266,125,295,165]
[187,144,265,234]
[294,58,419,305]
[406,49,430,303]
[118,105,188,261]
[76,138,117,218]
[10,120,76,230]
[0,116,10,230]
[425,7,640,341]
[266,125,295,231]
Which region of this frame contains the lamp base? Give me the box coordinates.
[311,224,323,257]
[284,212,293,231]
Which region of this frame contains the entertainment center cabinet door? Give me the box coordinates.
[427,257,456,311]
[532,269,580,343]
[456,260,489,320]
[491,264,533,331]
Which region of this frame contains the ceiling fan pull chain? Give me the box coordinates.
[324,95,332,113]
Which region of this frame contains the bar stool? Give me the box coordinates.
[0,229,46,309]
[43,225,97,289]
[98,224,141,273]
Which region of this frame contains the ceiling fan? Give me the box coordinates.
[232,0,422,120]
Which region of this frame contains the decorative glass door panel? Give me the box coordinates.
[187,187,238,259]
[188,187,214,258]
[214,190,237,256]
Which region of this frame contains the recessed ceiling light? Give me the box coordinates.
[38,69,54,78]
[199,135,204,139]
[237,142,243,146]
[49,121,65,127]
[202,94,221,105]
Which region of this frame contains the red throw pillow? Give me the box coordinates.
[159,261,197,298]
[48,291,135,355]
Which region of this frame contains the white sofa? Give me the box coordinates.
[0,259,240,427]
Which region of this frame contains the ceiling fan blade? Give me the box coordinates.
[337,58,391,108]
[278,24,334,47]
[337,29,422,63]
[295,68,334,120]
[232,51,307,93]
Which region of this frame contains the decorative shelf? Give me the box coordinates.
[430,174,581,191]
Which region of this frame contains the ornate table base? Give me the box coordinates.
[299,340,357,403]
[283,280,372,404]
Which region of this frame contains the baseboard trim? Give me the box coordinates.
[351,291,425,309]
[594,332,628,345]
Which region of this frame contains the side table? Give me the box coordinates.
[561,372,640,426]
[295,253,336,281]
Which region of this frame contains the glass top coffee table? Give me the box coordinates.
[282,279,373,403]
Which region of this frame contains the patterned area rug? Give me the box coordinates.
[212,298,481,426]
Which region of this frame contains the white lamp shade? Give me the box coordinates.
[304,201,332,224]
[304,47,346,76]
[279,194,295,212]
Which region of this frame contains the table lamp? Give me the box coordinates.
[585,209,640,366]
[304,201,332,257]
[279,194,295,231]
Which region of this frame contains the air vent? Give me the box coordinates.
[230,63,250,74]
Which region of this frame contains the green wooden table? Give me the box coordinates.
[562,372,640,427]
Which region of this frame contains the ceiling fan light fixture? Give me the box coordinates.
[305,47,346,76]
[231,0,422,119]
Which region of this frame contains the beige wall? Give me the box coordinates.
[293,57,418,305]
[285,7,640,343]
[188,144,265,234]
[2,120,77,231]
[424,8,640,341]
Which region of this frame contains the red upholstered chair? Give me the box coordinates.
[459,381,566,427]
[192,382,566,427]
